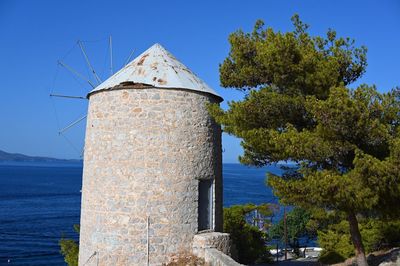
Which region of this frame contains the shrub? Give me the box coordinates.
[318,218,400,263]
[59,224,79,266]
[319,250,347,265]
[223,204,271,264]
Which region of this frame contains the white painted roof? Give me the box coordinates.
[89,43,221,100]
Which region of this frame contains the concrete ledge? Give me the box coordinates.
[204,248,244,266]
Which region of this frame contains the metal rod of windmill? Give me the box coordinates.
[52,37,136,147]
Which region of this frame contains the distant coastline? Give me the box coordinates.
[0,149,298,167]
[0,149,82,164]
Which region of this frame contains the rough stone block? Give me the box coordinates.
[192,232,231,258]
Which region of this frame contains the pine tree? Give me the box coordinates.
[209,15,400,265]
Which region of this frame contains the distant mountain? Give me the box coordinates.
[0,149,82,163]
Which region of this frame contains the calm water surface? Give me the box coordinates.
[0,162,283,265]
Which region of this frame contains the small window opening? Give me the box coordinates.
[198,179,213,231]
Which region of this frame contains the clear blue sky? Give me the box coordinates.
[0,0,399,162]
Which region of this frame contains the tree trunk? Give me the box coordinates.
[347,212,368,266]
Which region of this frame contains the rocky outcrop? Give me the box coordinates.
[370,248,400,266]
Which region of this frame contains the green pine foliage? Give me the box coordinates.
[209,14,400,265]
[223,204,272,264]
[59,224,79,266]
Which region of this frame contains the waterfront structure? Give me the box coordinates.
[78,44,224,265]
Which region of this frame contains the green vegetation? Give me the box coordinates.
[318,219,400,264]
[59,224,79,266]
[223,204,272,264]
[269,207,314,255]
[210,14,400,266]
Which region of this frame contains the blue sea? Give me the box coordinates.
[0,162,284,265]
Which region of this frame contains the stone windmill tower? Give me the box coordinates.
[78,44,225,265]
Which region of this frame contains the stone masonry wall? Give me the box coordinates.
[204,249,244,266]
[192,232,231,258]
[193,232,243,266]
[78,86,222,266]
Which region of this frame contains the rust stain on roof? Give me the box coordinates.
[117,82,152,89]
[150,62,158,70]
[137,53,149,66]
[89,43,221,100]
[138,68,146,76]
[157,78,167,85]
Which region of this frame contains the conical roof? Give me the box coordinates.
[88,43,222,100]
